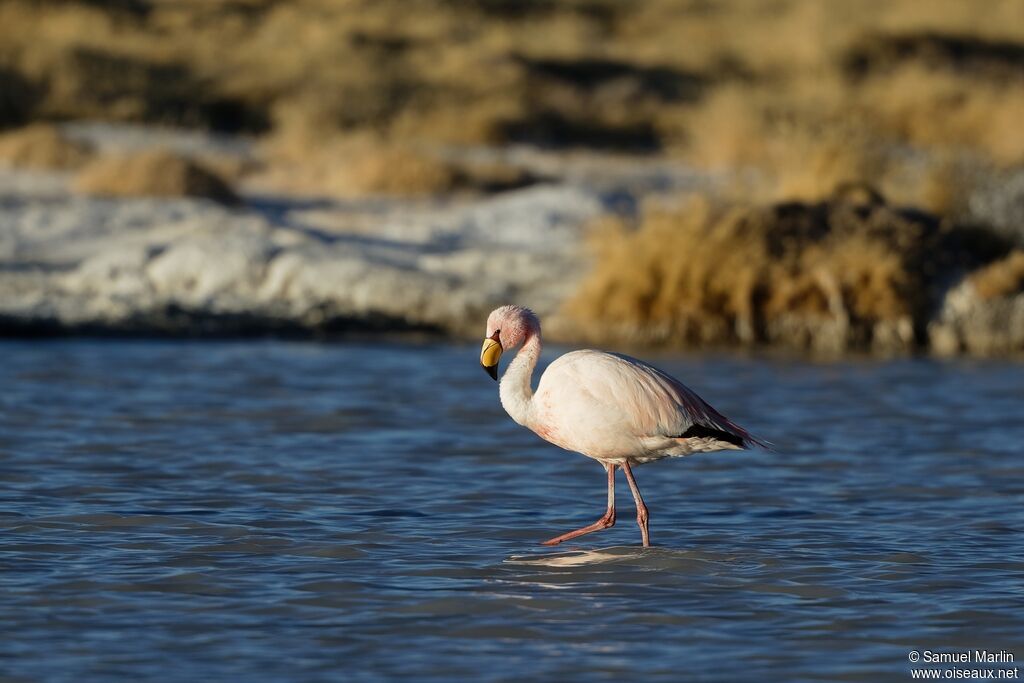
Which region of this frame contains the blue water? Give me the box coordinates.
[1,340,1022,682]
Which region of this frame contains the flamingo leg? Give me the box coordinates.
[541,464,617,546]
[621,461,651,547]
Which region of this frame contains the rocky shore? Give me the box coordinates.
[0,162,610,339]
[1,126,1022,356]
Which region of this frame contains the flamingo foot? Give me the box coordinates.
[540,511,615,546]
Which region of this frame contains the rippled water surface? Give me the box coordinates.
[2,340,1023,682]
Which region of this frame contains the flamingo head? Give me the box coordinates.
[480,305,540,381]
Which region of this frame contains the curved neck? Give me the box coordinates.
[499,330,541,427]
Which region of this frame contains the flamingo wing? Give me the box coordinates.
[536,350,767,459]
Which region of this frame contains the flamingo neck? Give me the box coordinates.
[499,330,541,427]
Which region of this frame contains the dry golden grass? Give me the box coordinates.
[566,192,1009,351]
[330,146,462,197]
[695,125,887,205]
[193,153,261,185]
[0,123,93,170]
[74,149,239,204]
[970,250,1024,300]
[259,131,538,197]
[853,65,1024,168]
[675,65,1023,207]
[1,0,1023,207]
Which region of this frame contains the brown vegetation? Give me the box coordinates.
[0,0,1022,202]
[259,134,540,197]
[74,149,239,204]
[970,250,1024,300]
[566,189,1011,352]
[0,123,93,170]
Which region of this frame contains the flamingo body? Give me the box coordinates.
[530,349,763,463]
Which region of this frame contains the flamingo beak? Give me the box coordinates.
[480,336,502,381]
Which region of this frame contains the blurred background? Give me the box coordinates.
[1,0,1023,354]
[3,4,1024,682]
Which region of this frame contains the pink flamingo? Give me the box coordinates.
[480,304,767,547]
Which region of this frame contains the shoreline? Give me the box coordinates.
[3,318,1021,363]
[2,126,1022,359]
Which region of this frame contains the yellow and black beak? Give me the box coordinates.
[480,332,502,381]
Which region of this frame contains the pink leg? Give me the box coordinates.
[541,464,617,546]
[621,461,651,547]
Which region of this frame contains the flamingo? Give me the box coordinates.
[480,304,767,547]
